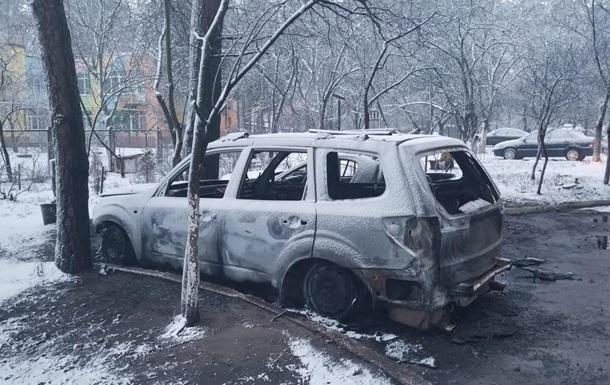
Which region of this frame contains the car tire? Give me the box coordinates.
[101,224,136,265]
[565,148,581,161]
[303,262,365,321]
[503,148,517,160]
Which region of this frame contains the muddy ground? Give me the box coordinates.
[359,209,610,385]
[2,209,610,385]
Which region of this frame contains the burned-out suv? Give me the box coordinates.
[92,130,510,330]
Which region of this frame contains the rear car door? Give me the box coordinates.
[218,147,316,284]
[520,133,538,157]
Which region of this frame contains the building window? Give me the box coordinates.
[77,74,92,95]
[27,113,47,130]
[110,110,142,131]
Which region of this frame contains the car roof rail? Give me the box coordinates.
[308,128,399,135]
[220,131,249,141]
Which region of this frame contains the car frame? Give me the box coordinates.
[92,130,510,330]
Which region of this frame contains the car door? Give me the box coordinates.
[543,130,564,157]
[218,147,316,284]
[140,149,245,275]
[520,132,538,157]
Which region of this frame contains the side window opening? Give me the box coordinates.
[326,151,385,200]
[420,150,498,215]
[165,151,242,198]
[238,150,308,201]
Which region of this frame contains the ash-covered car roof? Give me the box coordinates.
[209,129,466,151]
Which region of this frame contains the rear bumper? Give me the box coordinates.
[450,257,512,306]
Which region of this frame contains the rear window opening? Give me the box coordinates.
[326,151,385,200]
[420,150,498,215]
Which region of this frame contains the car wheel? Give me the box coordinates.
[503,148,517,160]
[304,262,364,321]
[101,224,135,265]
[565,148,581,161]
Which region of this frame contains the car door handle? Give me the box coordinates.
[281,217,307,227]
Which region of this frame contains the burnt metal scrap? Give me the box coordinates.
[92,130,509,331]
[520,267,575,282]
[512,257,545,268]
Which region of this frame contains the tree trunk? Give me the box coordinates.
[0,122,13,182]
[32,0,91,273]
[604,124,610,185]
[593,90,610,162]
[181,0,228,327]
[537,141,549,195]
[183,0,222,157]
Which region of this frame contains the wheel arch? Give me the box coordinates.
[94,211,142,260]
[279,256,371,309]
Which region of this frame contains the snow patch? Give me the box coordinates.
[0,260,71,305]
[384,340,437,368]
[160,315,207,344]
[288,338,392,385]
[287,309,398,342]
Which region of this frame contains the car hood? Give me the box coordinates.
[98,183,157,197]
[493,138,523,150]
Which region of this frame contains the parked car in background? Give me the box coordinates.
[493,129,594,160]
[92,129,509,330]
[485,128,528,145]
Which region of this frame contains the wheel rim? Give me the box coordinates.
[504,149,516,159]
[566,149,579,161]
[305,265,356,318]
[104,228,126,264]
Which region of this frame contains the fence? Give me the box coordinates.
[0,127,175,181]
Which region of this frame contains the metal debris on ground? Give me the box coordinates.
[511,257,546,267]
[520,267,575,282]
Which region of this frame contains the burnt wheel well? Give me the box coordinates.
[280,258,370,309]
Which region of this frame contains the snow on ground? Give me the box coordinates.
[288,338,392,385]
[479,149,610,206]
[0,259,70,304]
[287,309,436,368]
[160,315,207,344]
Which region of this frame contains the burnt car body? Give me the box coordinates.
[92,130,510,330]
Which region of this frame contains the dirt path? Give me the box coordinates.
[0,270,400,384]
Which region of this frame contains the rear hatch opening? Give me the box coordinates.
[419,148,504,286]
[420,149,499,215]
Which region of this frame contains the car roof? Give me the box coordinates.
[209,130,466,151]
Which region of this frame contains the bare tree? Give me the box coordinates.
[181,0,324,326]
[32,0,91,273]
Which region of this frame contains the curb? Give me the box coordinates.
[505,199,610,215]
[98,263,432,385]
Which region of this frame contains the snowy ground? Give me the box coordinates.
[479,149,609,206]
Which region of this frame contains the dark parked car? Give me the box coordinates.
[486,128,528,145]
[493,129,594,160]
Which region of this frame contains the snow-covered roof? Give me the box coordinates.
[210,131,465,150]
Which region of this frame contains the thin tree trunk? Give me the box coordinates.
[32,0,91,273]
[531,142,542,180]
[593,90,610,162]
[537,141,549,195]
[181,0,228,327]
[183,0,222,159]
[604,124,610,185]
[0,122,13,182]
